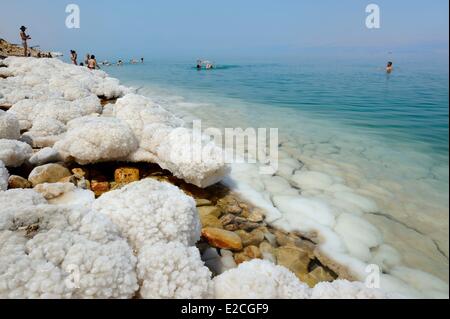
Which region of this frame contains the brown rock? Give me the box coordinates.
[198,206,222,218]
[235,219,261,231]
[72,168,88,179]
[114,167,140,184]
[196,198,212,207]
[235,229,265,247]
[58,175,78,185]
[110,182,126,191]
[274,230,302,247]
[200,214,223,229]
[28,164,71,186]
[274,246,311,277]
[234,252,252,265]
[308,266,335,285]
[8,175,32,189]
[91,181,110,197]
[247,210,264,223]
[259,241,274,254]
[224,224,239,231]
[219,214,235,226]
[239,209,250,218]
[243,245,262,259]
[226,204,242,214]
[259,241,276,262]
[202,227,243,251]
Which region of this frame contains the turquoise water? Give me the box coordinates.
[106,59,449,159]
[105,57,449,295]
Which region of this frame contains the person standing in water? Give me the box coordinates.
[87,55,100,70]
[386,61,393,73]
[70,50,78,65]
[84,53,90,66]
[19,26,31,57]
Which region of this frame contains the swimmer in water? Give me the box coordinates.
[386,61,393,73]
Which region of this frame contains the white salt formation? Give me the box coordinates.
[113,94,230,187]
[0,110,20,139]
[214,259,311,299]
[92,179,201,251]
[0,189,138,298]
[54,116,139,164]
[137,242,213,299]
[214,259,396,299]
[0,139,32,167]
[1,57,229,188]
[0,160,8,191]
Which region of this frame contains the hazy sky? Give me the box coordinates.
[0,0,448,60]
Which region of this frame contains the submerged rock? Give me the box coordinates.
[235,229,265,247]
[274,246,311,278]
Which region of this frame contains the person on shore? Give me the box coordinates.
[84,53,90,66]
[386,61,393,73]
[19,26,31,57]
[70,50,78,65]
[87,55,100,70]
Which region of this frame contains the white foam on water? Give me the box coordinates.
[130,82,449,298]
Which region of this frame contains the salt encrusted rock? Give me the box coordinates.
[0,161,8,191]
[141,125,230,188]
[214,259,396,299]
[28,163,71,186]
[274,246,311,278]
[1,57,128,106]
[33,182,76,200]
[214,259,310,299]
[0,189,138,298]
[201,227,243,251]
[113,94,183,139]
[198,206,222,218]
[112,94,229,188]
[21,118,66,148]
[28,147,62,166]
[54,116,139,165]
[92,179,201,251]
[0,139,33,167]
[137,242,213,299]
[310,280,395,299]
[8,175,32,189]
[8,96,102,129]
[0,110,20,140]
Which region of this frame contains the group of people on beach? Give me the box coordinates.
[70,50,99,70]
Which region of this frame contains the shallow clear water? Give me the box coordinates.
[106,57,449,297]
